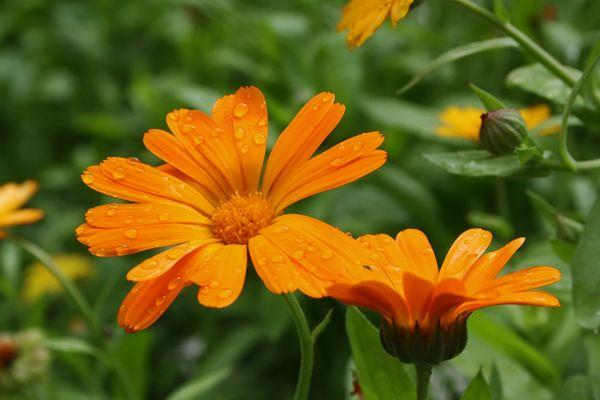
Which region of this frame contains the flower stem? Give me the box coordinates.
[448,0,576,87]
[10,236,135,400]
[415,364,432,400]
[283,293,314,400]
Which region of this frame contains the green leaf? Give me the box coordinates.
[507,64,582,107]
[397,38,518,95]
[44,337,106,364]
[526,190,584,243]
[424,150,549,177]
[493,0,511,22]
[469,313,560,384]
[572,196,600,331]
[461,370,492,400]
[467,211,513,239]
[345,307,415,400]
[489,363,503,400]
[166,367,232,400]
[469,84,506,111]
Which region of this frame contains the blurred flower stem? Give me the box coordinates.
[449,0,577,88]
[9,235,135,400]
[415,364,432,400]
[283,293,314,400]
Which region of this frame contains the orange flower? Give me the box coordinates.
[0,181,44,239]
[328,228,561,363]
[338,0,415,48]
[76,86,386,332]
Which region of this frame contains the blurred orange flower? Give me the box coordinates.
[77,86,386,332]
[338,0,415,48]
[437,104,558,140]
[328,229,561,363]
[0,181,43,239]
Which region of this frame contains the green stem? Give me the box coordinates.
[10,236,135,400]
[415,364,432,400]
[449,0,576,87]
[283,293,314,400]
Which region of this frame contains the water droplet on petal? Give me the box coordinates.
[124,216,134,224]
[82,173,95,184]
[240,144,249,154]
[211,128,223,137]
[75,226,85,235]
[253,133,266,145]
[258,117,267,127]
[321,250,334,260]
[155,295,166,306]
[115,244,129,255]
[112,168,126,180]
[330,158,344,167]
[292,250,304,260]
[273,225,288,235]
[158,212,170,221]
[167,248,185,260]
[271,254,285,263]
[218,289,233,299]
[182,124,194,134]
[107,208,117,216]
[142,260,158,270]
[234,128,246,140]
[193,135,204,145]
[168,276,182,290]
[307,244,318,252]
[124,229,138,239]
[209,280,219,288]
[321,93,332,102]
[353,141,363,151]
[234,102,249,118]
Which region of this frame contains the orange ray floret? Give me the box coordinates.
[77,86,386,332]
[337,0,415,48]
[0,181,44,239]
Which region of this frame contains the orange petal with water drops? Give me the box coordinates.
[257,214,370,282]
[117,261,190,332]
[188,244,247,308]
[272,132,386,211]
[77,223,213,257]
[144,129,229,203]
[98,157,214,216]
[248,233,331,298]
[337,0,392,48]
[327,280,410,325]
[262,92,344,195]
[462,238,525,291]
[438,228,492,281]
[355,234,405,291]
[395,229,439,283]
[167,108,243,194]
[391,0,414,25]
[0,209,44,227]
[481,266,561,293]
[127,239,220,281]
[84,203,211,229]
[0,180,38,214]
[211,86,268,192]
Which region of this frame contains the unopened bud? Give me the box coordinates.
[479,109,528,155]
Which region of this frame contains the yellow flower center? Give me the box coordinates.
[211,192,275,245]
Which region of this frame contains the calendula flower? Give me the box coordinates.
[0,181,44,240]
[338,0,415,48]
[328,228,561,364]
[77,86,386,332]
[437,105,557,140]
[22,254,94,303]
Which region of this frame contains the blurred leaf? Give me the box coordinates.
[166,366,232,400]
[467,211,513,239]
[44,337,107,364]
[489,363,503,400]
[554,376,594,400]
[527,190,584,243]
[493,0,511,22]
[469,83,506,111]
[550,239,576,263]
[113,332,152,399]
[345,307,415,400]
[461,370,492,400]
[572,196,600,331]
[424,150,549,177]
[397,38,518,95]
[507,64,582,107]
[469,313,560,384]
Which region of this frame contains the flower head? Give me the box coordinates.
[77,86,386,332]
[22,254,94,303]
[437,105,557,140]
[328,228,561,364]
[0,181,43,239]
[337,0,415,48]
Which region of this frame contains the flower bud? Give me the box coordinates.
[380,318,468,365]
[479,109,528,155]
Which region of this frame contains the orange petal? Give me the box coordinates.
[327,281,409,324]
[481,266,561,293]
[127,239,221,281]
[426,279,470,325]
[402,272,434,323]
[255,214,371,282]
[166,108,243,194]
[394,229,439,283]
[354,234,405,293]
[97,157,214,216]
[76,223,213,257]
[248,234,331,298]
[84,203,211,228]
[337,0,393,48]
[144,129,229,203]
[438,228,492,281]
[262,93,344,195]
[185,244,247,308]
[0,209,44,227]
[0,180,38,214]
[117,261,190,332]
[211,86,268,192]
[272,132,386,211]
[462,238,525,291]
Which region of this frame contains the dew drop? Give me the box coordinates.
[182,124,194,134]
[82,173,95,184]
[115,244,129,255]
[240,144,250,154]
[292,250,304,260]
[211,128,223,137]
[193,135,204,145]
[330,158,344,167]
[107,208,117,216]
[167,248,184,260]
[321,250,334,260]
[168,276,182,290]
[124,216,134,224]
[271,254,285,263]
[257,257,267,266]
[307,244,318,252]
[158,212,170,221]
[124,229,138,239]
[273,225,288,235]
[142,260,159,270]
[321,93,332,102]
[209,280,219,288]
[75,226,85,235]
[112,168,126,180]
[258,117,267,127]
[234,102,249,118]
[253,133,266,145]
[155,295,166,306]
[352,141,363,151]
[218,289,233,299]
[234,127,246,140]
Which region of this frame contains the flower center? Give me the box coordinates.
[211,192,275,245]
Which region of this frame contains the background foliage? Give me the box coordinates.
[1,0,599,399]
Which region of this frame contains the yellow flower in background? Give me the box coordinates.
[0,181,44,239]
[22,254,94,303]
[338,0,415,48]
[436,104,557,140]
